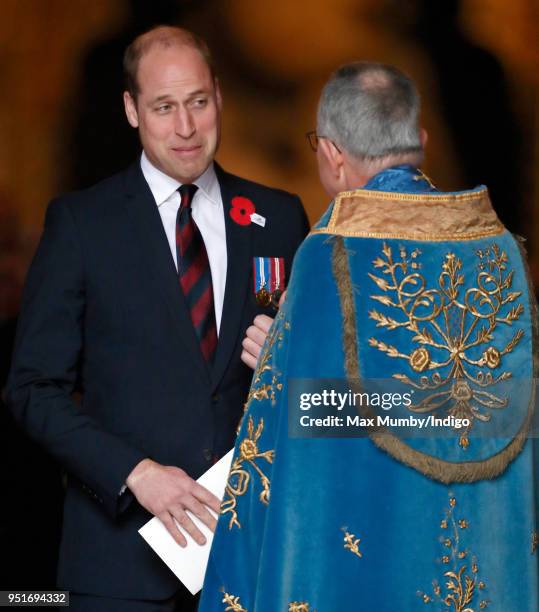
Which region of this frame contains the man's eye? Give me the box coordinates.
[156,104,171,112]
[192,98,208,108]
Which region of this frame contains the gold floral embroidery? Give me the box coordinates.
[252,310,288,390]
[532,531,538,554]
[221,416,274,529]
[288,603,310,612]
[418,494,490,610]
[224,312,289,526]
[237,311,288,433]
[221,592,247,611]
[342,528,363,558]
[369,243,524,448]
[410,347,431,371]
[334,235,533,483]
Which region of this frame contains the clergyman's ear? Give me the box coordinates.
[319,137,342,171]
[420,128,428,149]
[124,91,139,128]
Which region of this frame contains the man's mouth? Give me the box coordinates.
[171,145,202,156]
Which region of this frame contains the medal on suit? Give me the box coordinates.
[253,257,285,308]
[256,287,271,306]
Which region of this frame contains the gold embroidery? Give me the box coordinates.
[410,347,431,371]
[532,531,539,554]
[413,169,437,189]
[311,186,504,242]
[369,243,524,448]
[288,603,310,612]
[222,592,247,612]
[237,310,288,433]
[224,311,290,527]
[418,494,490,610]
[310,226,504,242]
[252,309,288,388]
[245,384,272,403]
[342,528,363,558]
[334,235,535,483]
[221,416,274,529]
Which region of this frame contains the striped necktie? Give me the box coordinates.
[176,184,218,362]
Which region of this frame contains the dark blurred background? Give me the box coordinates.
[1,0,537,588]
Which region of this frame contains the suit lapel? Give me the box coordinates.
[122,162,211,383]
[211,164,253,389]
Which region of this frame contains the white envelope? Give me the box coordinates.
[139,449,234,595]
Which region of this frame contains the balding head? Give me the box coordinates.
[124,25,214,100]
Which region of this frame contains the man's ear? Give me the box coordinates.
[420,128,428,149]
[319,137,343,176]
[124,91,139,128]
[214,78,223,111]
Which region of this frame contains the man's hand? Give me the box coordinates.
[241,315,273,369]
[126,459,221,547]
[242,291,287,369]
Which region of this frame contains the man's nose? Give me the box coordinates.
[175,108,195,138]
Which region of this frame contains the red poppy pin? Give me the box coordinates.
[230,196,255,226]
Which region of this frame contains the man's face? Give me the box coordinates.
[124,44,222,183]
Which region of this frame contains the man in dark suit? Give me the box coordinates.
[6,26,308,611]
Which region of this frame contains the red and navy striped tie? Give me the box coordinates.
[176,184,218,362]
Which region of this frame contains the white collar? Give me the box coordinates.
[140,151,220,207]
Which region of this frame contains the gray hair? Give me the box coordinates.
[316,62,422,160]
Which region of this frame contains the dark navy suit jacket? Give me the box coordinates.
[6,161,309,599]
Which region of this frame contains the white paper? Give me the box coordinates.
[139,449,234,595]
[250,212,266,227]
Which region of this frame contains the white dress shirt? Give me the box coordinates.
[140,152,227,334]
